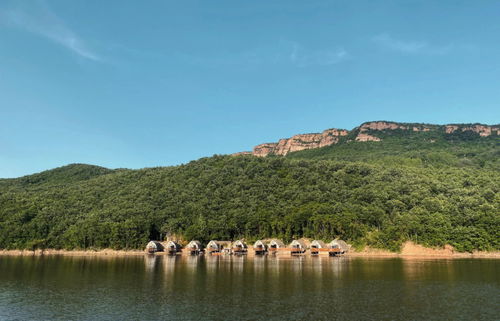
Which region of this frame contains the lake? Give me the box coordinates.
[0,255,498,320]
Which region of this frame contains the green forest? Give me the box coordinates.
[0,126,498,252]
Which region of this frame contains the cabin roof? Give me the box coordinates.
[290,239,308,249]
[253,240,267,247]
[329,239,349,251]
[311,240,327,248]
[232,240,248,248]
[166,240,181,249]
[146,241,164,250]
[207,240,232,248]
[187,240,203,248]
[269,239,285,247]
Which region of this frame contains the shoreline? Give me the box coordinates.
[1,245,499,259]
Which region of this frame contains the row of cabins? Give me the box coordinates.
[146,239,349,256]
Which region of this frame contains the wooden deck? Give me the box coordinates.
[269,247,306,252]
[310,248,341,253]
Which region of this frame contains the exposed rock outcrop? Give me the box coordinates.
[359,121,409,132]
[231,151,253,156]
[253,143,279,157]
[355,133,381,142]
[446,124,499,137]
[445,125,459,134]
[234,121,498,157]
[357,121,434,139]
[356,121,498,141]
[252,129,348,157]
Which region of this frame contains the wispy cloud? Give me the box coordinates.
[288,42,348,67]
[178,40,348,68]
[372,33,451,55]
[0,0,100,61]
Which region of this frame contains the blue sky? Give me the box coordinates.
[1,0,499,178]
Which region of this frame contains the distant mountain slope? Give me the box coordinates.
[0,164,114,188]
[0,121,498,253]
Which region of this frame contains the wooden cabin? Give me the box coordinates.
[268,239,286,253]
[289,239,308,254]
[253,240,268,255]
[146,241,164,254]
[310,240,327,255]
[186,240,204,255]
[232,240,248,254]
[206,240,232,254]
[328,239,349,256]
[165,240,182,255]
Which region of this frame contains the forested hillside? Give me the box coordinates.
[0,125,498,252]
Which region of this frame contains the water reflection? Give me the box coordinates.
[145,255,354,281]
[144,254,158,272]
[1,256,497,321]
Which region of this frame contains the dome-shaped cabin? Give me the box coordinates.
[289,239,308,254]
[206,240,232,254]
[328,239,349,255]
[268,239,285,253]
[165,240,182,255]
[232,240,248,254]
[310,240,327,255]
[146,241,164,254]
[253,240,268,255]
[186,240,204,255]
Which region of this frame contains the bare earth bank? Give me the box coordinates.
[349,242,500,258]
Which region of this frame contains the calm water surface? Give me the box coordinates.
[0,255,498,320]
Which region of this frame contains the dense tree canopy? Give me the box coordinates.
[0,130,498,252]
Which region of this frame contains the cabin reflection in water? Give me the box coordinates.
[252,256,266,274]
[287,255,306,274]
[186,254,201,266]
[205,255,221,275]
[231,255,245,273]
[160,256,177,278]
[144,254,159,272]
[185,255,201,278]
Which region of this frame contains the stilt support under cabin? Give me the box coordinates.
[310,248,342,256]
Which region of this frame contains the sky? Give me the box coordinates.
[0,0,499,178]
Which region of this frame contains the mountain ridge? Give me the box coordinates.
[0,120,498,252]
[235,121,500,157]
[0,164,114,187]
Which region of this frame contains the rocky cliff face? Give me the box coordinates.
[235,121,499,157]
[445,124,498,137]
[355,121,498,142]
[252,128,348,157]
